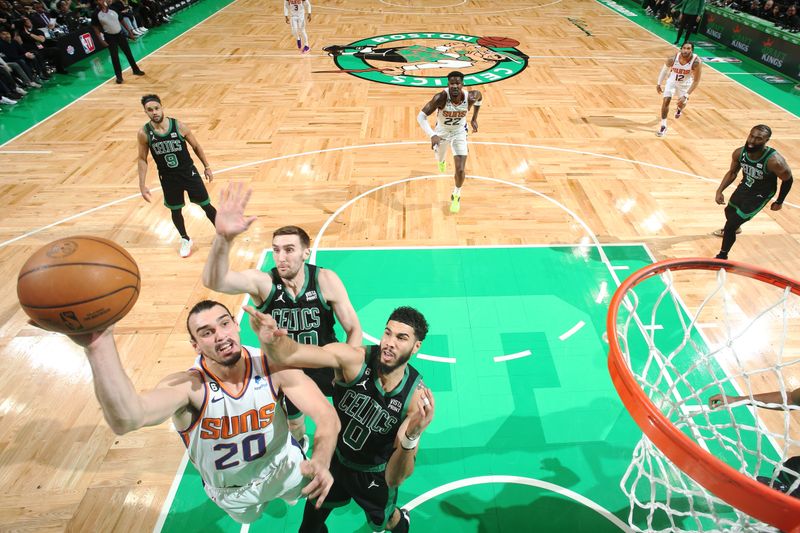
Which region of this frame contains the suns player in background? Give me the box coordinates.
[203,183,362,451]
[285,0,311,53]
[244,304,435,533]
[417,71,482,213]
[59,299,339,524]
[656,42,702,137]
[138,94,218,258]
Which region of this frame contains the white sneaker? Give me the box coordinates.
[0,96,17,105]
[179,238,192,257]
[14,87,27,95]
[656,125,667,137]
[140,26,148,32]
[133,28,143,35]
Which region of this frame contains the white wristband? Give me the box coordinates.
[400,431,419,450]
[657,65,668,85]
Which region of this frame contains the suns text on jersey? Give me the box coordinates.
[200,403,276,439]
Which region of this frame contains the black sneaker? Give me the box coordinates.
[133,70,145,76]
[116,77,124,84]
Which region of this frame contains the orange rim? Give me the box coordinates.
[607,257,800,532]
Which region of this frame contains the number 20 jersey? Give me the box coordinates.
[179,347,293,488]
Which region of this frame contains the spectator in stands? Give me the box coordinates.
[29,1,55,37]
[0,25,46,83]
[759,0,775,18]
[0,55,26,102]
[742,0,761,14]
[54,0,78,29]
[17,15,67,73]
[785,4,800,28]
[111,0,146,36]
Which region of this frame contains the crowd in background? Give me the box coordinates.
[643,0,800,33]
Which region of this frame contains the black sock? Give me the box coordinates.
[201,203,217,225]
[170,209,189,239]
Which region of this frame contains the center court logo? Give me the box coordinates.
[318,32,528,88]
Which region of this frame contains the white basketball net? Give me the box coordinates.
[613,265,800,532]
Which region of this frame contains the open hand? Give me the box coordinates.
[242,305,288,345]
[215,182,257,239]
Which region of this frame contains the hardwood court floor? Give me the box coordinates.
[0,0,799,530]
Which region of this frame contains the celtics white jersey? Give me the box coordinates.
[668,52,697,86]
[435,89,469,136]
[285,0,309,17]
[179,347,293,489]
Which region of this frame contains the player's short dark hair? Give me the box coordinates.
[141,94,161,107]
[187,300,234,339]
[683,42,694,50]
[273,225,311,249]
[447,71,465,81]
[388,306,429,341]
[753,124,772,138]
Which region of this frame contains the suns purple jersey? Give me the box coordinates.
[178,347,293,488]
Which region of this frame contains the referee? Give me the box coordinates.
[91,0,145,84]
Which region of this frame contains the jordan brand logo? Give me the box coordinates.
[275,293,286,303]
[367,481,379,489]
[356,379,368,390]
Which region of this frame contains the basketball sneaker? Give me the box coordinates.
[437,160,447,173]
[302,45,310,54]
[393,508,411,533]
[656,125,667,137]
[449,193,461,213]
[296,39,301,49]
[179,238,193,258]
[712,228,742,237]
[675,107,683,119]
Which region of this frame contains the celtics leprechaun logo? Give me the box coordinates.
[318,32,528,87]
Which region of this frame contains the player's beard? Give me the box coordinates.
[745,142,765,154]
[378,349,412,375]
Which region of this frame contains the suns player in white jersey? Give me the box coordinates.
[656,42,702,137]
[62,299,340,525]
[284,0,311,53]
[417,70,482,213]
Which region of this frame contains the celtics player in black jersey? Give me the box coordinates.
[137,94,218,258]
[203,183,362,449]
[244,304,435,533]
[713,125,793,259]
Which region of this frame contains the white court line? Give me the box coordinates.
[611,265,630,271]
[559,321,586,341]
[152,452,191,533]
[403,475,632,532]
[0,150,52,154]
[315,0,561,15]
[641,324,664,331]
[363,332,456,363]
[696,322,719,329]
[0,0,244,149]
[493,350,532,363]
[379,0,466,7]
[316,242,650,251]
[5,140,799,249]
[153,52,663,61]
[595,281,609,304]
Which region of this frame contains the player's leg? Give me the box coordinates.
[159,175,193,257]
[351,470,400,532]
[106,34,124,82]
[715,191,769,259]
[658,91,672,136]
[434,137,449,174]
[298,17,310,53]
[185,167,217,226]
[450,136,468,213]
[291,17,301,49]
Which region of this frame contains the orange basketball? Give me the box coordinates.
[17,236,141,334]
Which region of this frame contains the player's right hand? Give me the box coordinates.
[215,182,258,238]
[715,191,725,205]
[656,84,663,94]
[300,460,334,508]
[242,305,288,345]
[284,15,289,23]
[140,186,152,203]
[430,135,441,149]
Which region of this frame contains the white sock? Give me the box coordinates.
[661,119,667,127]
[453,187,461,196]
[301,30,309,46]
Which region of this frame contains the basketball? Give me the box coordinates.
[476,36,520,48]
[17,236,141,334]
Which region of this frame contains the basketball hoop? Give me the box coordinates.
[607,258,800,533]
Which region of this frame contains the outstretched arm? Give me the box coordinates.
[244,305,364,376]
[715,148,742,204]
[179,121,212,181]
[385,384,435,487]
[202,183,267,301]
[75,328,195,434]
[710,387,800,410]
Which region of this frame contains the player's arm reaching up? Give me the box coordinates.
[657,56,675,94]
[70,328,197,434]
[418,91,447,149]
[385,382,435,487]
[468,90,482,133]
[202,183,271,304]
[710,387,800,410]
